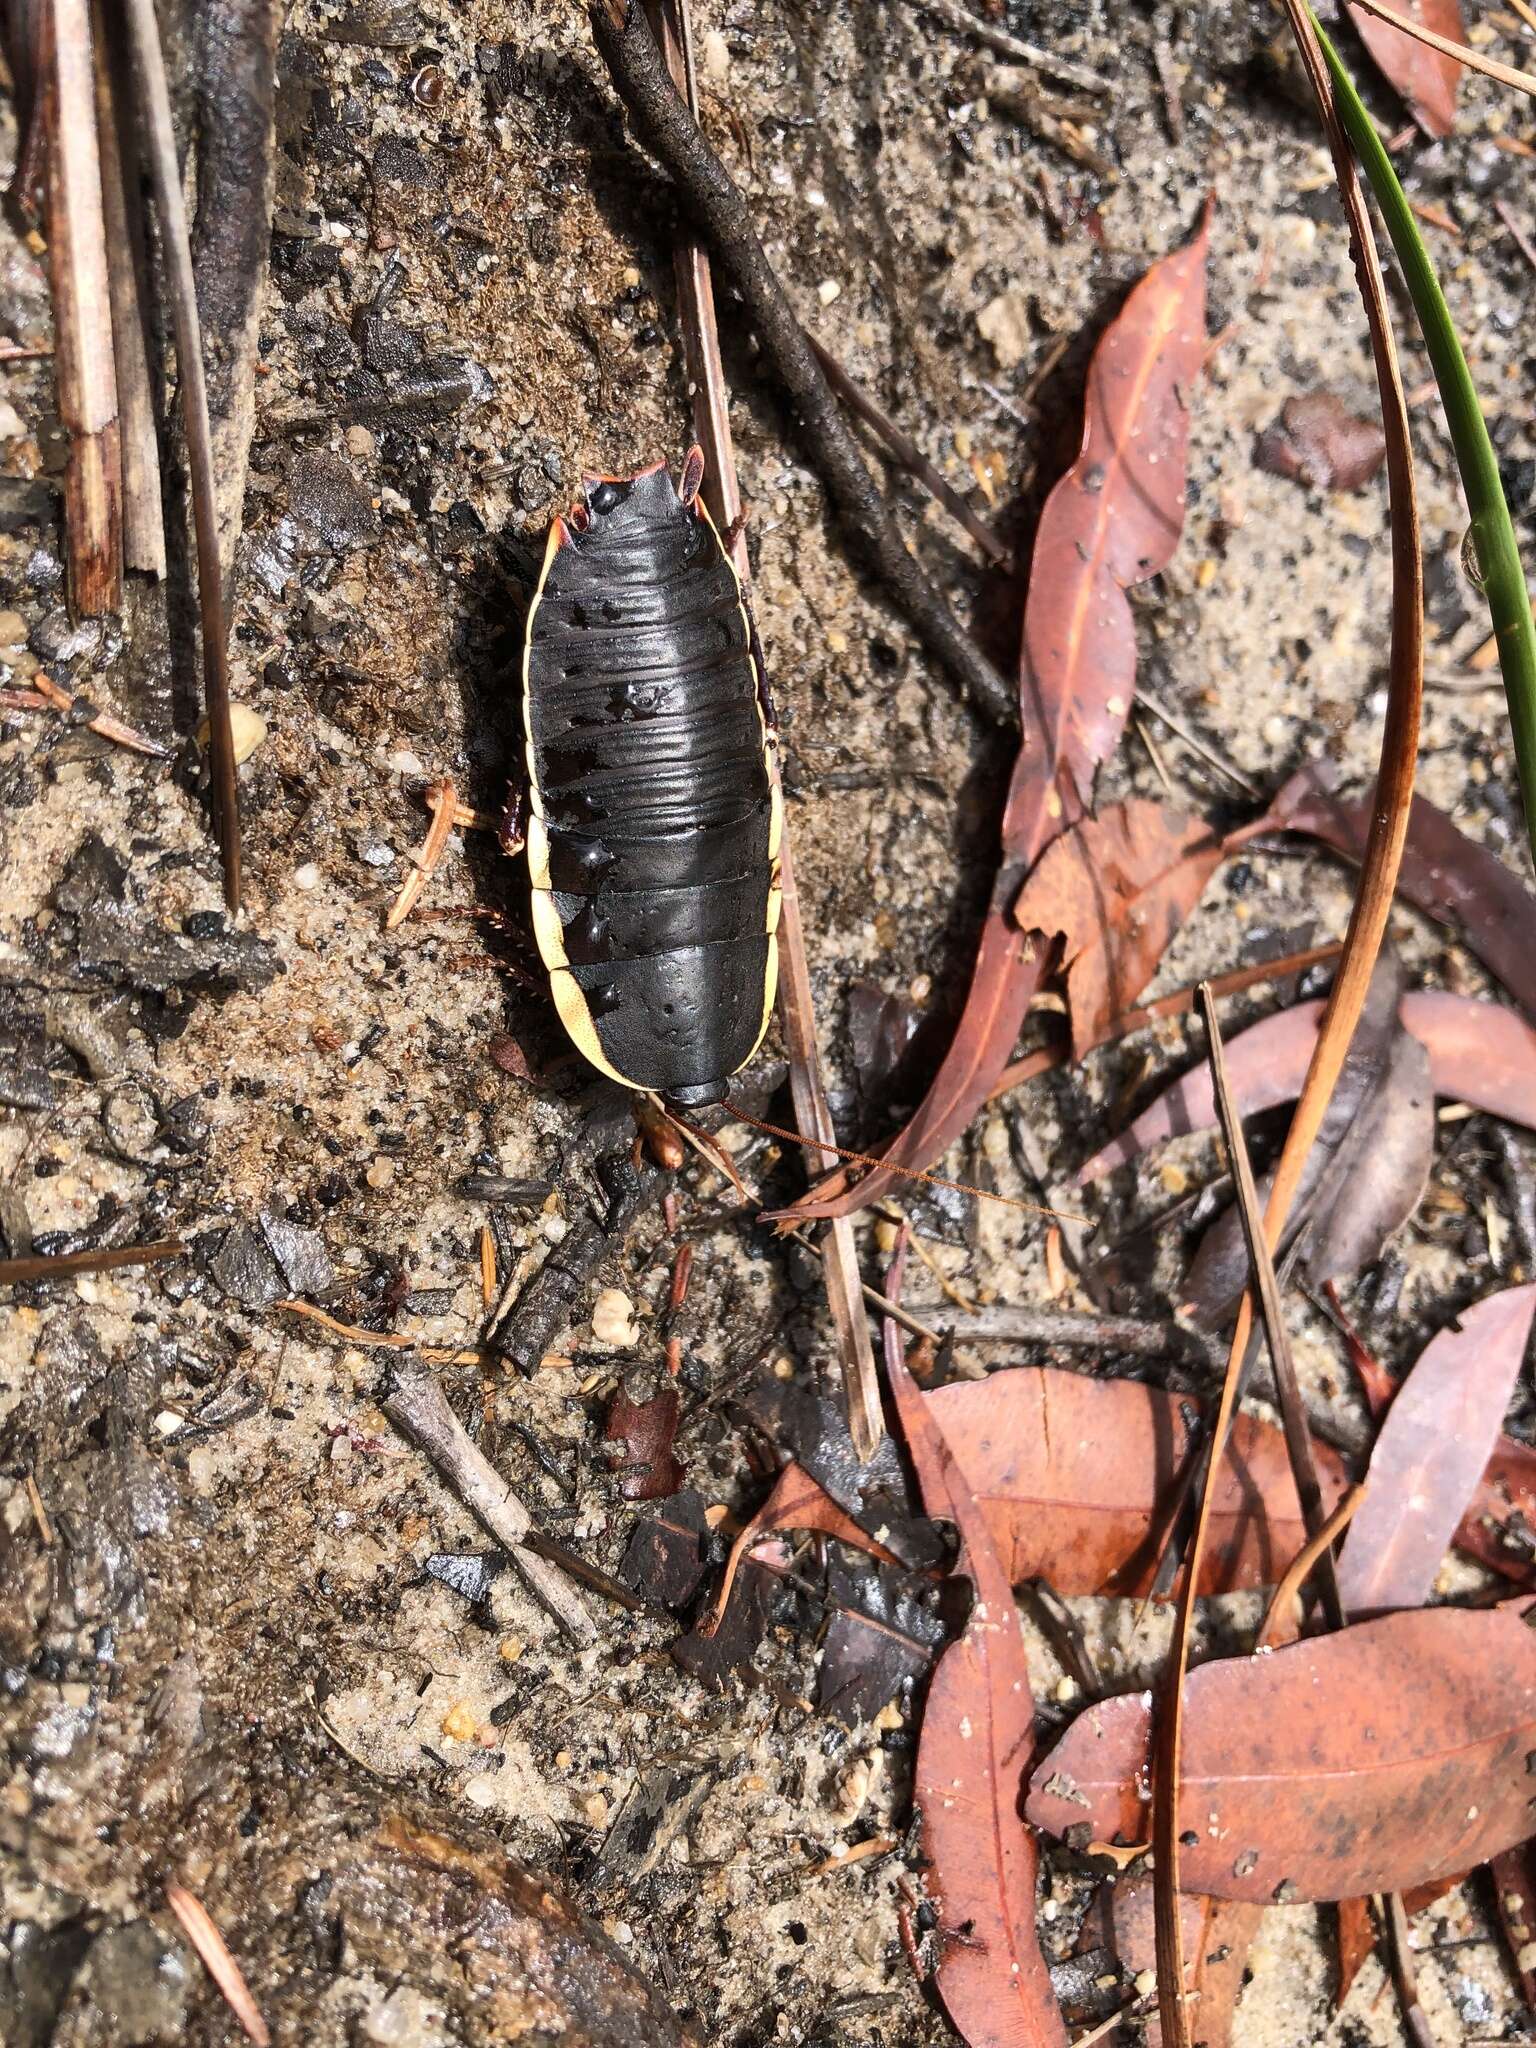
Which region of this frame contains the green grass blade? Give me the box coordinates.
[1311,9,1536,871]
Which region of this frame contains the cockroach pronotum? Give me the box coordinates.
[513,447,782,1112]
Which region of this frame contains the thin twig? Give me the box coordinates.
[31,668,170,756]
[642,0,884,1459]
[385,777,460,929]
[163,1882,270,2047]
[806,332,1011,566]
[47,0,122,615]
[1348,0,1536,93]
[0,1237,185,1286]
[987,939,1344,1101]
[380,1363,597,1644]
[911,0,1111,95]
[588,0,1018,728]
[123,0,242,910]
[1151,7,1424,2040]
[1256,1482,1366,1648]
[1494,195,1536,276]
[1198,983,1345,1625]
[1135,681,1262,796]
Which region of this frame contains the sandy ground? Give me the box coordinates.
[2,0,1535,2041]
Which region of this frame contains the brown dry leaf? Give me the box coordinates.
[1027,1604,1536,1901]
[700,1460,903,1638]
[1261,759,1536,1024]
[1105,1876,1258,2048]
[1183,958,1431,1324]
[925,1368,1346,1597]
[1255,391,1387,492]
[1491,1841,1536,2018]
[1459,1437,1536,1584]
[1338,1286,1536,1616]
[1012,801,1223,1059]
[1184,1028,1432,1325]
[784,210,1211,1221]
[886,1276,1066,2048]
[603,1381,683,1503]
[1079,986,1536,1182]
[1346,0,1464,135]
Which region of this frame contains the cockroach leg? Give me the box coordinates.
[679,441,706,505]
[499,780,528,858]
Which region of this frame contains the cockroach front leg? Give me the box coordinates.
[499,778,528,858]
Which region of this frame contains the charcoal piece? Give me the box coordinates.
[619,1490,710,1610]
[425,1552,506,1605]
[209,1222,285,1307]
[259,1209,335,1296]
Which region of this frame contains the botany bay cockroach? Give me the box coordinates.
[511,447,782,1111]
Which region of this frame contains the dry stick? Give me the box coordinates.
[31,667,170,755]
[1494,195,1536,277]
[1256,1482,1366,1649]
[91,0,163,576]
[380,1363,597,1645]
[47,0,122,617]
[642,0,883,1462]
[1150,4,1425,2038]
[1199,983,1345,1626]
[123,0,241,911]
[588,0,1017,730]
[0,1237,186,1286]
[987,939,1344,1101]
[806,333,1011,567]
[1347,0,1536,93]
[911,0,1111,95]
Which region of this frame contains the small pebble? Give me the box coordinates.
[0,609,27,651]
[366,1156,396,1189]
[817,278,841,306]
[463,1775,498,1809]
[153,1409,184,1437]
[591,1288,638,1347]
[292,863,320,891]
[499,1637,524,1663]
[583,1792,609,1826]
[197,703,267,765]
[441,1702,477,1741]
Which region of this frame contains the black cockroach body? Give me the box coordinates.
[518,449,782,1110]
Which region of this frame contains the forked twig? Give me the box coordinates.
[642,0,884,1458]
[123,0,241,910]
[1150,7,1425,2040]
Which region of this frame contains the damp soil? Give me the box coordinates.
[2,2,1535,2044]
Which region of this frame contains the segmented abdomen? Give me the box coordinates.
[524,465,776,1100]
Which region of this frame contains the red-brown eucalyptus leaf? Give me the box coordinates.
[1106,1877,1258,2048]
[1491,1841,1536,2017]
[886,1313,1066,2047]
[603,1381,682,1502]
[1459,1438,1536,1583]
[1012,802,1223,1060]
[700,1459,902,1638]
[1338,1286,1536,1616]
[1079,988,1536,1181]
[1262,759,1536,1021]
[1183,1006,1432,1325]
[1027,1604,1536,1902]
[783,213,1210,1223]
[1345,0,1464,137]
[925,1368,1346,1597]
